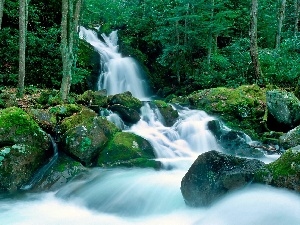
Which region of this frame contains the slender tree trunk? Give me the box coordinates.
[18,0,26,97]
[0,0,5,30]
[175,20,180,84]
[250,0,262,83]
[60,0,82,101]
[275,0,286,49]
[294,0,300,36]
[207,0,215,65]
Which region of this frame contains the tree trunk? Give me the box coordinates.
[207,0,215,65]
[0,0,5,30]
[18,0,26,98]
[294,0,300,37]
[249,0,262,83]
[275,0,286,49]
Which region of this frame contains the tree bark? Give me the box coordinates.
[249,0,262,83]
[0,0,5,30]
[60,0,82,101]
[275,0,286,49]
[18,0,26,97]
[207,0,215,65]
[294,0,300,37]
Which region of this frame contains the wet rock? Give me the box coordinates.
[109,91,142,111]
[181,150,265,207]
[152,100,179,127]
[98,132,160,169]
[254,148,300,192]
[33,153,88,192]
[266,90,300,128]
[62,116,120,166]
[109,104,141,124]
[207,120,264,158]
[279,126,300,149]
[0,107,51,192]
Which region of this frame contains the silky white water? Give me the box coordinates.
[1,27,300,225]
[79,27,151,100]
[1,105,300,225]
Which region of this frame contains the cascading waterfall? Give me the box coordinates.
[79,27,151,100]
[1,27,300,225]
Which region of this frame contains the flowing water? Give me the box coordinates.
[1,27,300,225]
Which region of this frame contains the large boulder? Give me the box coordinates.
[266,90,300,129]
[33,153,88,191]
[181,150,265,207]
[109,91,143,111]
[152,100,179,127]
[254,148,300,191]
[98,132,160,168]
[62,116,120,166]
[0,107,51,192]
[108,104,141,124]
[172,85,267,140]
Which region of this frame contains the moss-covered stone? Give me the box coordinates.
[0,107,51,192]
[254,149,300,191]
[77,90,108,108]
[32,153,88,191]
[279,126,300,149]
[28,108,57,134]
[62,116,120,166]
[98,132,160,169]
[172,85,267,139]
[152,100,179,127]
[0,107,50,149]
[60,108,97,134]
[109,91,143,111]
[266,90,300,128]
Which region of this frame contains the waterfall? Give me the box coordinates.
[79,27,151,100]
[0,27,299,225]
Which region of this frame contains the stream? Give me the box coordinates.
[0,27,300,225]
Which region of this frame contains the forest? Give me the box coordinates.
[0,0,299,98]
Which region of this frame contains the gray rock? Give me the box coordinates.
[181,150,265,207]
[266,90,300,127]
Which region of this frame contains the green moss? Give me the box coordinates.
[60,108,97,133]
[79,137,92,152]
[266,149,300,179]
[0,107,42,138]
[184,85,267,139]
[154,100,169,108]
[98,132,156,168]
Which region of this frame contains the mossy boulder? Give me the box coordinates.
[62,116,120,166]
[60,108,97,134]
[172,85,267,139]
[254,148,300,192]
[33,153,88,191]
[279,126,300,149]
[0,90,17,108]
[98,132,160,168]
[28,108,57,134]
[152,100,179,127]
[0,107,51,192]
[266,90,300,129]
[181,150,265,207]
[77,90,108,108]
[49,104,82,120]
[109,91,143,111]
[108,104,141,124]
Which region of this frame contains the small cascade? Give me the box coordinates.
[21,135,59,190]
[128,103,220,169]
[79,27,151,100]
